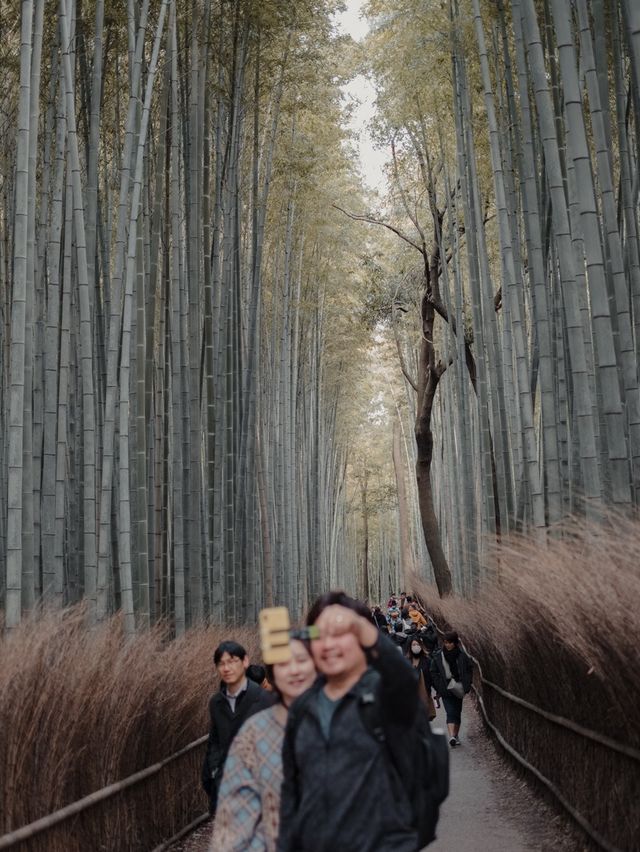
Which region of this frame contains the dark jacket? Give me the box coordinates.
[277,634,420,852]
[390,625,409,654]
[418,622,439,653]
[372,610,388,631]
[201,679,274,811]
[407,653,433,693]
[429,648,474,698]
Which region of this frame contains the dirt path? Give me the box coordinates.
[169,821,212,852]
[172,701,579,851]
[429,700,578,851]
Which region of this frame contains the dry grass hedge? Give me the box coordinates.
[2,517,639,850]
[0,608,259,851]
[413,515,640,852]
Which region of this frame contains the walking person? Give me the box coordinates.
[400,606,416,633]
[202,641,274,815]
[407,602,427,629]
[418,619,439,656]
[387,606,402,630]
[406,637,437,721]
[390,619,410,653]
[430,631,473,747]
[210,638,317,852]
[247,664,272,690]
[372,605,389,633]
[277,591,420,852]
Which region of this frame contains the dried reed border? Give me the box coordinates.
[472,685,621,852]
[0,608,259,851]
[0,736,207,849]
[480,676,640,762]
[414,514,640,852]
[426,619,625,850]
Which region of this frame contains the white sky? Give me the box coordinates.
[333,0,390,193]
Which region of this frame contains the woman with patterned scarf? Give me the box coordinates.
[210,639,316,852]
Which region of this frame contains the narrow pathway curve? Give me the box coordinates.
[430,700,577,851]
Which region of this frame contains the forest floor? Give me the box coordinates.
[171,701,582,852]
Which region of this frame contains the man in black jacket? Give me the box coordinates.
[201,640,274,814]
[278,592,420,852]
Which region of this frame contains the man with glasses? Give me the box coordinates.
[201,640,273,815]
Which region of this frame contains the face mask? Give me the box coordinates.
[411,644,421,655]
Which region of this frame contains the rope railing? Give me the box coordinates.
[0,735,208,850]
[427,612,638,762]
[424,612,629,851]
[2,614,633,852]
[471,685,623,852]
[480,674,640,762]
[150,812,210,852]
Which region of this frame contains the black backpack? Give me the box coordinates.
[358,691,449,848]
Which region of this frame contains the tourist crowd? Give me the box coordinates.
[202,590,473,851]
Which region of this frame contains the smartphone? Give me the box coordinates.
[259,608,321,664]
[259,607,292,664]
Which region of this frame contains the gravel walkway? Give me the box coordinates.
[428,700,579,851]
[171,700,581,851]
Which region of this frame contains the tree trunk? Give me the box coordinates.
[392,415,414,591]
[360,467,370,602]
[415,297,453,597]
[5,0,34,628]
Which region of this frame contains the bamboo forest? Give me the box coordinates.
[2,0,640,632]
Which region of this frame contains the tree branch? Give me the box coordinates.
[332,204,424,254]
[390,136,426,245]
[392,308,418,392]
[426,294,477,394]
